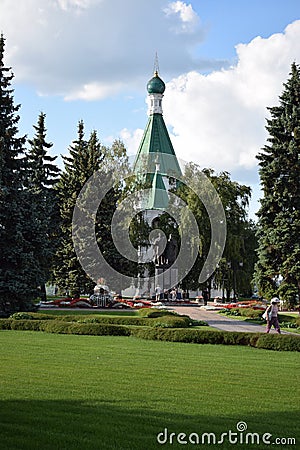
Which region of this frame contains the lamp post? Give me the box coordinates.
[226,260,243,301]
[232,261,243,301]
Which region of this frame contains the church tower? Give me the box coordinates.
[133,68,182,212]
[132,67,182,297]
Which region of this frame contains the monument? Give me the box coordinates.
[151,232,179,297]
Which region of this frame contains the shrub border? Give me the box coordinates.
[1,318,299,351]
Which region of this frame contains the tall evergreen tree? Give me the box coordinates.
[25,112,60,300]
[255,63,300,307]
[53,122,105,297]
[53,127,134,296]
[26,112,59,189]
[0,35,36,314]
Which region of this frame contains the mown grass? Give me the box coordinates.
[0,331,299,449]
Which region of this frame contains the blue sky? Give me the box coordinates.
[1,0,300,219]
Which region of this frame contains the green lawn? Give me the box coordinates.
[0,331,299,450]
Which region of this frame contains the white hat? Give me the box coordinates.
[271,297,280,303]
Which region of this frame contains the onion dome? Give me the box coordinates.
[147,71,165,94]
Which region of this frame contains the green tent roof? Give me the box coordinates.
[144,171,169,210]
[133,70,182,211]
[133,113,182,178]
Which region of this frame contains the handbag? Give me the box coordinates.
[262,307,272,321]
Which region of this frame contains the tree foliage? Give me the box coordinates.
[255,63,300,307]
[0,35,36,313]
[52,122,105,297]
[177,163,256,298]
[52,122,133,296]
[25,112,60,300]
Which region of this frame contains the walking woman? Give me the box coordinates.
[265,297,281,334]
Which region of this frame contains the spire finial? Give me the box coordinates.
[153,52,160,76]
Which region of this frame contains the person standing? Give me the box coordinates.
[202,288,209,306]
[155,285,161,301]
[171,288,177,301]
[265,297,281,334]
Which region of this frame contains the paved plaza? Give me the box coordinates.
[171,306,295,334]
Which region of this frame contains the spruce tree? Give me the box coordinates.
[0,35,36,314]
[53,122,105,297]
[26,112,60,189]
[53,128,135,296]
[25,112,60,300]
[255,63,300,307]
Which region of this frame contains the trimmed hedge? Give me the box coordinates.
[9,311,197,328]
[0,319,130,336]
[130,327,300,351]
[10,312,59,321]
[0,319,12,330]
[40,320,72,334]
[130,327,258,346]
[138,308,178,318]
[6,312,166,327]
[47,322,131,336]
[78,315,192,328]
[10,319,44,331]
[76,316,150,326]
[152,315,192,328]
[1,317,299,351]
[255,334,300,352]
[70,323,131,336]
[10,312,35,320]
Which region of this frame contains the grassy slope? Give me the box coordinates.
[0,331,299,450]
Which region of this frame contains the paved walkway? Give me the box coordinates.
[170,306,295,334]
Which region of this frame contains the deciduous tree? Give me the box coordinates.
[178,163,256,298]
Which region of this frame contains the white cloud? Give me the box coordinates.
[65,80,124,100]
[162,20,300,178]
[163,1,200,33]
[0,0,214,99]
[119,128,144,156]
[57,0,100,11]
